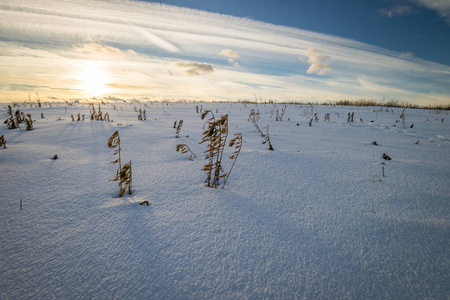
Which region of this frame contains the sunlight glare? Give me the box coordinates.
[78,61,110,97]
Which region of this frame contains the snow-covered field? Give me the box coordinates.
[1,101,449,299]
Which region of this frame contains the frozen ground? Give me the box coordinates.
[0,101,449,299]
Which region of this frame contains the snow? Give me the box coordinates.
[1,102,449,299]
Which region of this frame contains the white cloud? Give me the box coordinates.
[220,49,240,59]
[304,48,333,75]
[220,49,240,67]
[72,41,125,59]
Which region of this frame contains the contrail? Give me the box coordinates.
[125,21,179,53]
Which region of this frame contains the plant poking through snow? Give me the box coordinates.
[108,131,122,188]
[138,108,146,120]
[3,105,24,129]
[4,106,16,129]
[90,103,104,120]
[278,105,287,121]
[248,111,274,150]
[222,133,242,189]
[24,113,33,130]
[262,125,274,150]
[117,161,132,197]
[400,108,406,129]
[108,131,132,197]
[176,144,197,160]
[0,135,6,149]
[175,120,183,138]
[200,110,229,188]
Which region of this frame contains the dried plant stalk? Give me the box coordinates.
[176,144,197,160]
[248,111,273,150]
[108,130,133,197]
[175,120,183,138]
[199,110,229,188]
[222,133,242,189]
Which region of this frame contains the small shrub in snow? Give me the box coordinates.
[137,108,146,120]
[222,133,242,189]
[3,105,21,129]
[176,144,197,160]
[247,109,259,122]
[347,112,354,123]
[277,105,287,121]
[117,161,132,197]
[4,116,16,129]
[90,103,104,120]
[0,135,6,149]
[400,108,406,129]
[248,110,273,150]
[382,153,391,160]
[175,120,183,138]
[108,131,133,197]
[199,111,242,188]
[24,113,33,130]
[373,175,382,183]
[200,110,229,187]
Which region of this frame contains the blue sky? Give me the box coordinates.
[145,0,450,65]
[0,0,449,104]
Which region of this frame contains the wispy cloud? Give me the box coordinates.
[0,0,449,104]
[379,5,415,17]
[380,1,450,24]
[399,52,414,59]
[72,41,126,59]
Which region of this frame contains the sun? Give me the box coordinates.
[78,61,110,97]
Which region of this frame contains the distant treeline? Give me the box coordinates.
[331,99,449,110]
[5,97,449,111]
[239,99,450,110]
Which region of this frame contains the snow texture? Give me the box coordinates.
[0,102,449,299]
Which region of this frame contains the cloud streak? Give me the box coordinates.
[0,0,449,104]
